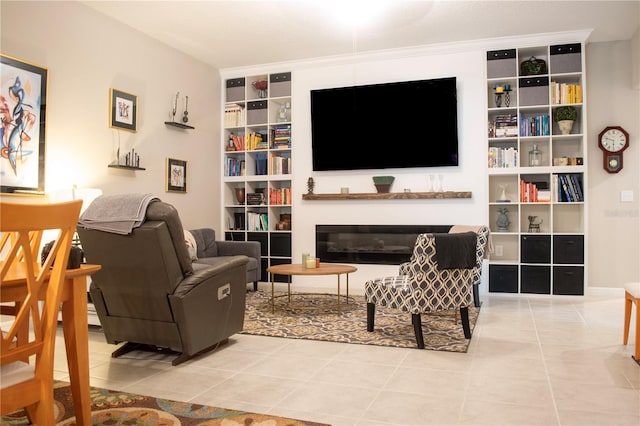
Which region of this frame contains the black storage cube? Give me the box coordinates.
[225,231,245,241]
[269,72,291,98]
[487,49,517,78]
[519,76,549,106]
[553,266,584,295]
[521,235,551,263]
[248,232,268,256]
[550,44,582,74]
[226,78,245,102]
[247,100,267,125]
[489,264,518,293]
[270,233,292,257]
[269,257,292,283]
[521,265,551,294]
[553,235,584,264]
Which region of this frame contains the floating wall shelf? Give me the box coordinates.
[164,121,195,130]
[302,191,472,200]
[108,164,146,171]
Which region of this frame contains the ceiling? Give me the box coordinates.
[83,1,640,70]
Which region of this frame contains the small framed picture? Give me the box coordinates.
[109,88,137,132]
[166,158,187,193]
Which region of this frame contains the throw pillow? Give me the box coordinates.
[183,229,198,261]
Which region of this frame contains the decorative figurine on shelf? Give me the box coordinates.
[182,95,189,123]
[496,207,510,232]
[172,92,179,122]
[494,84,504,108]
[307,177,315,194]
[252,80,268,98]
[497,184,510,202]
[504,84,512,107]
[528,215,542,233]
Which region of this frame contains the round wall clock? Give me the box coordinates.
[598,126,629,173]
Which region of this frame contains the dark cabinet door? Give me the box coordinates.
[553,235,584,264]
[489,264,518,293]
[521,235,551,263]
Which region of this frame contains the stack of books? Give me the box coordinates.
[271,125,291,148]
[489,114,518,138]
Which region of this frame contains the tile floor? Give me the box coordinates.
[54,291,640,426]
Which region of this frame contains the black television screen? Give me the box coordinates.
[310,77,459,171]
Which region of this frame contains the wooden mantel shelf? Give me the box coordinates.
[302,191,472,200]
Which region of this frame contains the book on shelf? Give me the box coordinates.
[551,81,582,104]
[225,158,245,176]
[519,179,549,203]
[247,212,268,231]
[246,192,265,205]
[488,146,518,168]
[255,152,268,175]
[489,114,518,138]
[269,153,291,175]
[519,114,550,136]
[269,187,291,205]
[553,173,583,202]
[224,103,244,127]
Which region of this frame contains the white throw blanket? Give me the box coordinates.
[79,193,160,235]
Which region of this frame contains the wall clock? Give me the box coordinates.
[598,126,629,173]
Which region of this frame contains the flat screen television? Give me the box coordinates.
[310,77,459,171]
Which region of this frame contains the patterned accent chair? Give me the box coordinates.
[399,225,490,307]
[365,226,490,349]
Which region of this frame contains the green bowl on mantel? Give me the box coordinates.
[372,176,395,193]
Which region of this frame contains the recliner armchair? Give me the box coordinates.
[77,201,248,365]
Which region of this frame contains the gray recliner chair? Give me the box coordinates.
[77,201,248,365]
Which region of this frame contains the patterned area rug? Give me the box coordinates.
[242,290,479,352]
[0,381,328,426]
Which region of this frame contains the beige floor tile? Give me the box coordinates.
[362,390,464,425]
[276,381,380,419]
[551,378,640,414]
[311,359,398,388]
[557,408,640,425]
[459,397,559,425]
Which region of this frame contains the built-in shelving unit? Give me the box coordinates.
[222,72,292,282]
[302,191,472,200]
[486,43,586,296]
[164,121,195,130]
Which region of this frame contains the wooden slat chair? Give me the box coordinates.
[0,200,82,424]
[623,282,640,365]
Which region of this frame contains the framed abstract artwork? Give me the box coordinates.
[0,54,48,194]
[109,88,137,132]
[166,157,187,193]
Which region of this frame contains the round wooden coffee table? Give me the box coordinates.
[266,263,357,313]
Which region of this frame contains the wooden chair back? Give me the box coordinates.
[0,200,82,424]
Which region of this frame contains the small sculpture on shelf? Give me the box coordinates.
[172,92,179,122]
[182,95,189,124]
[307,177,315,194]
[527,215,542,233]
[496,207,510,232]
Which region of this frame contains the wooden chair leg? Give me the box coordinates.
[366,302,375,332]
[460,306,471,339]
[624,291,633,345]
[634,297,640,364]
[412,313,425,349]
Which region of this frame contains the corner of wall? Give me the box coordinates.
[632,27,639,89]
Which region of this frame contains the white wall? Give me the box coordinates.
[586,40,640,288]
[0,1,221,229]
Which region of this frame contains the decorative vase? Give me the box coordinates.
[235,188,245,205]
[558,120,574,135]
[496,208,510,232]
